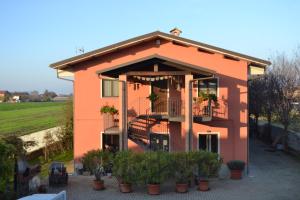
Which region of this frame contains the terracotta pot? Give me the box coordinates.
[176,183,188,193]
[230,170,242,180]
[119,183,132,193]
[93,180,105,190]
[147,184,160,195]
[198,180,209,191]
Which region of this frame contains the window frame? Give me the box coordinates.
[197,132,220,154]
[101,79,119,98]
[197,77,219,97]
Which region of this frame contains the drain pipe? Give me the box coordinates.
[187,75,215,151]
[56,69,75,174]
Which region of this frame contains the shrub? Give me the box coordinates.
[227,160,245,171]
[113,151,138,184]
[196,151,222,179]
[81,150,111,174]
[171,152,195,184]
[0,140,15,194]
[139,151,171,185]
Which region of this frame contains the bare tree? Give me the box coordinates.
[271,53,300,148]
[261,72,277,143]
[249,77,265,138]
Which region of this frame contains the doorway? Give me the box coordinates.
[150,133,169,152]
[198,132,220,153]
[151,79,168,113]
[102,134,119,153]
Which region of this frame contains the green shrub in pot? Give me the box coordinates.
[113,150,137,193]
[171,152,196,193]
[227,160,245,180]
[196,151,221,191]
[139,151,171,195]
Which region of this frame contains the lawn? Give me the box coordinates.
[0,102,66,137]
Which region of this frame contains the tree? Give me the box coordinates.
[249,77,265,138]
[260,72,277,143]
[42,90,57,102]
[271,53,300,148]
[57,99,73,151]
[29,91,41,102]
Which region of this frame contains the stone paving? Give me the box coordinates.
[49,139,300,200]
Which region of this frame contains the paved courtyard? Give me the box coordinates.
[49,139,300,200]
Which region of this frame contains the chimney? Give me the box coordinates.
[170,27,182,36]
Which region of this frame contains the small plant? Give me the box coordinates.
[227,160,245,171]
[227,160,245,180]
[147,93,159,102]
[94,159,105,182]
[100,105,119,115]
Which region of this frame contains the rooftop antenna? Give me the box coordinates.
[75,47,85,55]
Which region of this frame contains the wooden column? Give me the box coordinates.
[119,74,128,150]
[185,74,193,152]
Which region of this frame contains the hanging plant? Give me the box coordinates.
[100,105,118,115]
[147,93,159,102]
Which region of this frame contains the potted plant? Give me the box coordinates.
[93,159,105,190]
[197,151,221,191]
[172,152,194,193]
[227,160,245,180]
[113,151,136,193]
[147,93,159,103]
[140,152,170,195]
[100,105,119,125]
[82,150,111,190]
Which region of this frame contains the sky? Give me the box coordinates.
[0,0,299,94]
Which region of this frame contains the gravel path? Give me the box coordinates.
[49,139,300,200]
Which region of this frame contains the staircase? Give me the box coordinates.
[128,102,170,150]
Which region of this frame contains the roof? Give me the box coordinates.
[96,54,216,76]
[50,31,271,69]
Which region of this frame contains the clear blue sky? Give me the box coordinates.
[0,0,299,94]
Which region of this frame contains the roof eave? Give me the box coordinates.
[49,31,271,69]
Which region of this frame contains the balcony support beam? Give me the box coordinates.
[119,74,128,150]
[185,74,193,151]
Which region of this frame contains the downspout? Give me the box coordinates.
[56,69,75,174]
[98,74,127,150]
[188,75,215,151]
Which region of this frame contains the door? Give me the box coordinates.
[150,133,169,152]
[198,133,219,153]
[102,134,119,153]
[151,79,168,113]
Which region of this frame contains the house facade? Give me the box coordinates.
[50,29,270,164]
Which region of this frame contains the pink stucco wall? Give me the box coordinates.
[72,38,248,164]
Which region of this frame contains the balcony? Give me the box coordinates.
[103,113,119,133]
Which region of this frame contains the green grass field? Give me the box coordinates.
[0,102,66,137]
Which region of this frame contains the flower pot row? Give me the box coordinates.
[111,151,222,195]
[82,150,245,195]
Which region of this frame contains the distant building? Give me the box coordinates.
[0,90,8,102]
[12,95,20,103]
[52,96,70,102]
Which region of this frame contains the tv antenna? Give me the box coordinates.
[75,47,85,55]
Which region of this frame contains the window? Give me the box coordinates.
[198,78,218,96]
[198,133,218,153]
[102,79,119,97]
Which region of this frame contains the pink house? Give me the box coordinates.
[50,28,270,165]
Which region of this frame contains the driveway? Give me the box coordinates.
[49,139,300,200]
